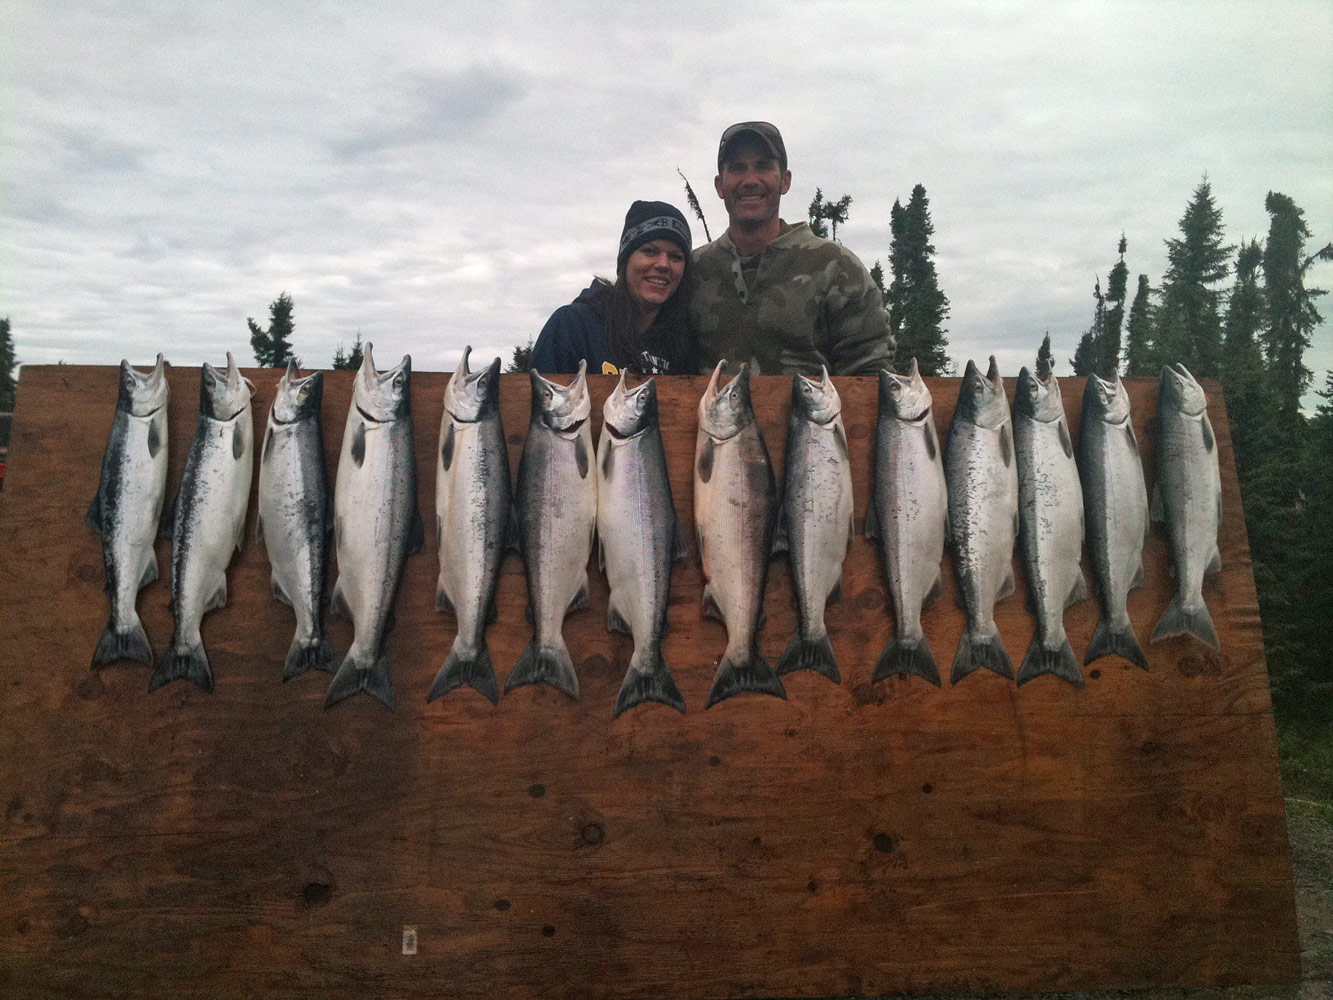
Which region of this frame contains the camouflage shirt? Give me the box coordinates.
[689,221,894,375]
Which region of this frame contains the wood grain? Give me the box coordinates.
[0,364,1298,998]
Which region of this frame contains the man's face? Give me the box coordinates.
[715,137,791,229]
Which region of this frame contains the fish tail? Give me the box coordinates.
[705,648,786,708]
[1085,617,1149,670]
[149,636,214,693]
[1151,595,1219,649]
[505,642,580,699]
[614,649,686,716]
[283,632,337,681]
[90,618,154,669]
[1017,637,1086,688]
[950,630,1014,684]
[775,632,840,683]
[324,650,396,710]
[872,636,942,687]
[427,643,499,705]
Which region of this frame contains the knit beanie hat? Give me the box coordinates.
[617,200,692,272]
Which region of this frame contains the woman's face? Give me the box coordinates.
[625,240,686,309]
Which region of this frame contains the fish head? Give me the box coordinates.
[1014,363,1064,422]
[955,356,1008,429]
[271,358,323,424]
[791,366,841,425]
[353,343,412,421]
[698,360,754,440]
[529,360,590,434]
[878,358,932,421]
[444,346,502,423]
[200,352,254,420]
[1159,363,1207,416]
[602,369,658,439]
[1083,372,1130,425]
[118,353,169,417]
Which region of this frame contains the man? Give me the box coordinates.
[690,121,894,375]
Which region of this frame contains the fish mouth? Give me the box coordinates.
[356,403,386,423]
[603,421,641,441]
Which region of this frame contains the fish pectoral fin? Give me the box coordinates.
[436,585,454,615]
[232,423,246,460]
[272,578,292,608]
[924,575,943,611]
[1150,486,1164,523]
[409,508,426,555]
[524,604,534,625]
[597,538,606,574]
[1132,559,1145,590]
[254,514,265,545]
[85,494,103,534]
[206,580,228,612]
[828,576,844,604]
[567,578,590,615]
[701,585,724,623]
[158,497,174,539]
[329,580,349,618]
[139,559,158,589]
[1067,571,1090,608]
[998,567,1016,602]
[507,506,522,553]
[671,519,689,562]
[607,602,631,634]
[1206,547,1221,576]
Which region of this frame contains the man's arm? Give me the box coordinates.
[822,252,895,376]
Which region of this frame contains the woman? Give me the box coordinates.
[529,200,697,375]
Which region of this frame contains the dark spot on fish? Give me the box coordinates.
[581,823,605,845]
[1141,741,1162,754]
[1090,669,1101,679]
[807,880,819,893]
[601,441,613,479]
[232,423,245,460]
[351,421,366,467]
[1000,425,1012,467]
[708,755,721,767]
[301,882,333,906]
[923,422,937,460]
[441,422,455,470]
[148,417,162,458]
[921,784,933,794]
[856,588,885,611]
[528,783,546,798]
[1058,421,1073,458]
[541,925,556,938]
[1201,416,1215,452]
[76,674,105,701]
[494,898,511,911]
[697,437,715,483]
[873,834,895,853]
[5,796,22,822]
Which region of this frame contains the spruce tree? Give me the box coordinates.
[1222,240,1264,377]
[886,184,951,376]
[1261,192,1330,426]
[507,340,534,373]
[0,316,16,411]
[1037,332,1053,374]
[1071,279,1104,376]
[1156,179,1233,375]
[332,333,365,371]
[1102,236,1129,375]
[1124,275,1154,375]
[248,292,297,368]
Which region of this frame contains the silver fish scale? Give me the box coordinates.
[1015,408,1085,656]
[875,414,946,647]
[946,419,1018,636]
[783,416,852,638]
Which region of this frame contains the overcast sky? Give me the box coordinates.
[4,1,1331,395]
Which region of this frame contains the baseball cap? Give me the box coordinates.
[717,121,787,171]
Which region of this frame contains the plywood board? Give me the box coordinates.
[0,364,1299,998]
